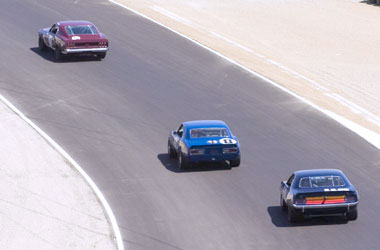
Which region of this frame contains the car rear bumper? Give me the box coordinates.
[292,201,359,214]
[63,47,108,54]
[187,153,239,163]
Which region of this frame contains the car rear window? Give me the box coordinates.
[299,176,345,188]
[65,25,98,35]
[190,128,229,138]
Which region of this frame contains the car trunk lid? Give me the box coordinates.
[188,138,238,155]
[68,34,105,47]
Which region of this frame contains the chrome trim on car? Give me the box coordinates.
[63,48,108,54]
[292,201,359,213]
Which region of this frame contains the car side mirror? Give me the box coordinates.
[281,181,288,187]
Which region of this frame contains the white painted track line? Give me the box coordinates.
[108,0,380,150]
[210,32,254,53]
[153,5,192,25]
[0,95,125,250]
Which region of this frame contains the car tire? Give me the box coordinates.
[287,206,301,223]
[55,46,62,61]
[346,209,358,221]
[178,150,189,171]
[168,141,177,159]
[38,37,48,51]
[280,195,287,211]
[230,155,241,167]
[97,52,106,59]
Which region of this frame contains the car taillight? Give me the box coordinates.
[345,195,357,203]
[295,198,306,205]
[223,148,238,154]
[189,149,205,155]
[324,195,345,204]
[305,196,324,205]
[99,41,108,47]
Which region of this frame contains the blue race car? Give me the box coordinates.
[280,169,359,223]
[168,120,241,170]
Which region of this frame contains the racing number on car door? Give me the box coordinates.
[174,124,184,149]
[284,174,294,201]
[48,24,58,48]
[47,35,54,48]
[42,32,50,48]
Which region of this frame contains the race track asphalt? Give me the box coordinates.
[1,0,380,249]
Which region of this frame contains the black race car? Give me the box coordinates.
[280,169,359,223]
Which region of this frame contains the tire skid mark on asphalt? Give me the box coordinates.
[152,6,192,26]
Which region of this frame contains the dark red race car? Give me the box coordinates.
[38,21,109,60]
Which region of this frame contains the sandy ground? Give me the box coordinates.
[112,0,380,135]
[0,100,116,250]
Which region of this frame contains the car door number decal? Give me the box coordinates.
[48,35,53,48]
[219,138,237,144]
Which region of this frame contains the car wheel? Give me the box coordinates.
[280,195,287,211]
[287,206,301,223]
[178,150,188,171]
[38,37,48,51]
[97,52,106,59]
[168,141,176,158]
[54,47,63,61]
[346,209,358,221]
[230,155,241,167]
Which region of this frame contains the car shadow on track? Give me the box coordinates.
[267,206,348,227]
[157,153,232,173]
[360,0,380,7]
[30,47,101,63]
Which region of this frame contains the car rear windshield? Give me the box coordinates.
[190,128,229,138]
[299,176,345,188]
[65,25,98,35]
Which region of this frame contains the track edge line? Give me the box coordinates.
[0,94,124,250]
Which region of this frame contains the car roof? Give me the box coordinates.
[57,20,95,27]
[183,120,228,129]
[294,169,344,178]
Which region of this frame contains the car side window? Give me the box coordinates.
[57,29,65,36]
[286,174,294,187]
[177,125,184,138]
[50,24,58,34]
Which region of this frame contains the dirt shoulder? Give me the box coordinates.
[111,0,380,135]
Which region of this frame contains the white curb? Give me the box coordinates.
[0,95,124,250]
